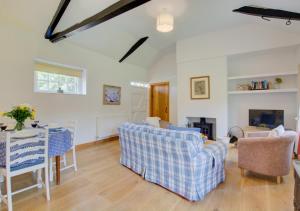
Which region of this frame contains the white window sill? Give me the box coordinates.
[34,90,86,96]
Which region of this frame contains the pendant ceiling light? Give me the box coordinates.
[156,9,174,33]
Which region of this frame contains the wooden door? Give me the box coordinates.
[150,82,169,121]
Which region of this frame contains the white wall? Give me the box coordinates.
[228,47,298,130]
[0,15,147,144]
[177,57,228,137]
[177,24,300,63]
[228,46,298,77]
[148,49,177,124]
[228,94,297,130]
[176,24,300,137]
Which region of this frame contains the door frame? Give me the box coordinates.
[149,82,170,121]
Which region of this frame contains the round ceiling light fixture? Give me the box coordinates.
[156,9,174,33]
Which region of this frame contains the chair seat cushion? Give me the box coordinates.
[1,158,45,172]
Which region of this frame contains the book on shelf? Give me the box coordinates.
[250,80,270,90]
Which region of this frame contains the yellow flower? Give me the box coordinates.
[31,109,36,120]
[19,104,31,110]
[0,112,4,116]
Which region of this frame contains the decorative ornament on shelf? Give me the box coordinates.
[274,77,283,89]
[250,80,270,90]
[237,84,251,91]
[1,104,36,131]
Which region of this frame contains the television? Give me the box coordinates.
[249,109,284,129]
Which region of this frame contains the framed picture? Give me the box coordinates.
[103,85,121,105]
[190,76,210,99]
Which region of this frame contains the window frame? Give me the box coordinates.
[33,58,87,95]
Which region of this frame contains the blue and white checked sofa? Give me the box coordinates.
[118,122,227,201]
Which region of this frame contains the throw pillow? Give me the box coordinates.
[145,117,161,128]
[274,125,285,136]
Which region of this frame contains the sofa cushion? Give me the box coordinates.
[118,122,227,201]
[145,117,161,128]
[168,124,201,133]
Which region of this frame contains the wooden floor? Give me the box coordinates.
[0,140,294,211]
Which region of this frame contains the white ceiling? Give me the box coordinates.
[1,0,300,68]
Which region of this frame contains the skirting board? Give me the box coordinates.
[76,135,119,151]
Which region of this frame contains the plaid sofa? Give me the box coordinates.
[118,123,227,201]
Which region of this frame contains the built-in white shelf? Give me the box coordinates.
[228,72,298,80]
[228,88,298,95]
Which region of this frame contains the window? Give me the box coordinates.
[130,81,149,88]
[34,60,86,95]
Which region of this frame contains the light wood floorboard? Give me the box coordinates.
[0,140,294,211]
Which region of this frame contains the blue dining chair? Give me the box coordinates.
[0,129,50,211]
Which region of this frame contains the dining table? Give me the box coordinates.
[0,127,72,185]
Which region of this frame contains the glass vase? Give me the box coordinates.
[15,121,25,131]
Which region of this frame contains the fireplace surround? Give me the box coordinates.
[186,117,216,140]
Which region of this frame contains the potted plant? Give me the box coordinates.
[274,77,283,89]
[2,104,36,131]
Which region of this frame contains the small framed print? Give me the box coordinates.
[190,76,210,99]
[103,85,121,105]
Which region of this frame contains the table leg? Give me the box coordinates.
[55,156,60,185]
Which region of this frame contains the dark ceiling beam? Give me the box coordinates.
[233,6,300,21]
[45,0,71,39]
[119,37,148,63]
[48,0,151,43]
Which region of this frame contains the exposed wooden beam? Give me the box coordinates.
[45,0,71,39]
[233,6,300,21]
[119,37,148,63]
[48,0,151,43]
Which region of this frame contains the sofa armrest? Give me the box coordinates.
[245,131,270,138]
[202,142,227,167]
[238,137,294,176]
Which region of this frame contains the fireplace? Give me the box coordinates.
[193,118,213,140]
[186,117,216,140]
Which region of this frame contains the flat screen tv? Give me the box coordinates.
[249,109,284,129]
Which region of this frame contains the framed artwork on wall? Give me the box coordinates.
[190,76,210,99]
[103,85,121,105]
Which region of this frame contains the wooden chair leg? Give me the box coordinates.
[277,176,281,184]
[241,168,245,177]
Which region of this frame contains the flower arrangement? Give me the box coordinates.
[1,104,36,131]
[201,133,208,142]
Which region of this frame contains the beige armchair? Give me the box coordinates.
[238,132,295,184]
